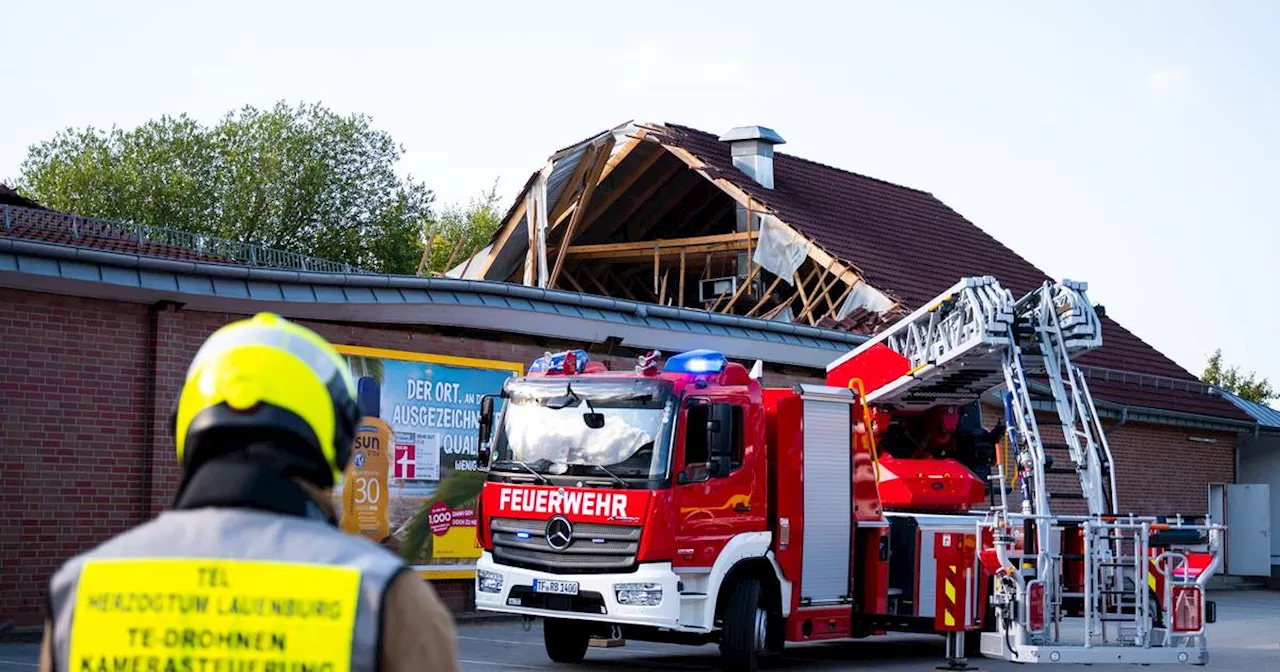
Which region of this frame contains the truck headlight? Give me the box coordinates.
[477,570,504,594]
[614,582,662,606]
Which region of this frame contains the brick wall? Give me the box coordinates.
[0,290,152,625]
[980,403,1235,516]
[4,288,814,624]
[1108,423,1235,515]
[0,285,1240,626]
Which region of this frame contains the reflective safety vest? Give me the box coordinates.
[48,508,405,672]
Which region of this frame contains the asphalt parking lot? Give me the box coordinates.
[3,590,1276,672]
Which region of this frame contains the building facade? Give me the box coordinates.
[1,124,1262,629]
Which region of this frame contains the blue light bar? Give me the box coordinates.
[663,349,728,374]
[530,349,590,374]
[516,531,531,539]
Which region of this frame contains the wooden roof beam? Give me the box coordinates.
[622,170,707,241]
[547,144,598,227]
[474,197,528,279]
[667,182,728,234]
[761,265,820,320]
[564,146,666,239]
[548,132,642,232]
[580,155,683,243]
[565,231,759,261]
[822,277,861,323]
[592,161,689,241]
[652,136,876,295]
[795,257,841,324]
[720,263,761,314]
[475,128,643,280]
[548,137,614,288]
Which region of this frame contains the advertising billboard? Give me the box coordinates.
[332,345,521,579]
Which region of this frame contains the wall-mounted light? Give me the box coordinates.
[1188,436,1218,444]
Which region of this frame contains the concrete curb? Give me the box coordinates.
[452,611,524,625]
[0,626,42,643]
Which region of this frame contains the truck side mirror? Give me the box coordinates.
[478,395,496,445]
[583,411,606,429]
[678,462,710,485]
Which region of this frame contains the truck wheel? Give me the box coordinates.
[765,608,786,654]
[543,618,590,664]
[720,578,765,672]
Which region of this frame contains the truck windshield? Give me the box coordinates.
[490,378,675,481]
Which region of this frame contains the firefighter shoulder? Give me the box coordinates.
[39,313,459,672]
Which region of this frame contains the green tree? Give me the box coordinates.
[17,102,433,274]
[420,181,504,276]
[1203,349,1276,403]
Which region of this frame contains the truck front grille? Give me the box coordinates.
[491,517,642,575]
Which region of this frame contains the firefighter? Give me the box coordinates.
[39,313,459,672]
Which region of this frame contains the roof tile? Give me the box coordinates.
[657,123,1244,421]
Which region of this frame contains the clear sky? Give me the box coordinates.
[3,1,1277,389]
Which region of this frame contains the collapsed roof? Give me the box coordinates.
[468,121,1247,422]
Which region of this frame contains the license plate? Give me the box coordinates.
[532,579,579,595]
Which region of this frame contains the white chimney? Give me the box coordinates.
[718,125,785,189]
[715,126,786,295]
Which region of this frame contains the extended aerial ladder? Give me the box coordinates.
[826,275,1224,664]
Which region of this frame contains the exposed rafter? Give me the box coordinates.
[475,197,528,278]
[569,148,666,238]
[646,135,873,293]
[795,258,842,324]
[593,161,691,242]
[473,122,899,328]
[564,231,759,261]
[549,137,614,288]
[822,277,861,323]
[746,274,785,317]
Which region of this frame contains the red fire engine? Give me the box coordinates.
[474,276,1224,669]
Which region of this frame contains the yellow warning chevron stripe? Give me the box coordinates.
[944,610,956,627]
[945,578,956,603]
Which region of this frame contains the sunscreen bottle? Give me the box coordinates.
[341,376,392,540]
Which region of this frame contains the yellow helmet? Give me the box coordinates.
[173,313,359,486]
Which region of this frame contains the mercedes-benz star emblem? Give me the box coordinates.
[545,515,573,551]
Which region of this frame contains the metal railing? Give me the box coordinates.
[2,204,363,274]
[1075,365,1212,395]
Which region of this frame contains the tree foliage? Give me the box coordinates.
[17,102,433,274]
[1203,349,1276,403]
[399,470,486,563]
[420,181,504,276]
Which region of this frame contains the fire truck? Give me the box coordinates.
[473,276,1224,669]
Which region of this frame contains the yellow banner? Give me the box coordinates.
[432,523,482,559]
[69,559,360,672]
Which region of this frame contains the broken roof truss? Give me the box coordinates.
[448,122,900,330]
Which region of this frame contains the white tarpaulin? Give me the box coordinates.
[445,244,492,279]
[752,214,810,284]
[525,162,553,288]
[836,279,896,318]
